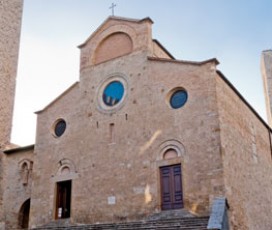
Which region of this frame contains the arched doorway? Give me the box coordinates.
[18,198,30,229]
[160,148,183,210]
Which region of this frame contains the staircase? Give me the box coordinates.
[33,216,209,230]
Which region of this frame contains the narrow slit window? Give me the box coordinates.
[110,123,115,143]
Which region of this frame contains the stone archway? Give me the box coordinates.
[18,198,30,229]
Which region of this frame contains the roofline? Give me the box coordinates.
[110,16,153,24]
[153,39,175,60]
[35,82,79,114]
[148,56,219,66]
[4,144,35,154]
[78,16,153,49]
[216,70,271,132]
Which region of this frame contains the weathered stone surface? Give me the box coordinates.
[0,0,23,228]
[1,12,272,230]
[29,17,224,228]
[0,0,23,146]
[2,146,33,229]
[216,73,272,230]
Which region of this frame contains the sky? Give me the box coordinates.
[12,0,272,145]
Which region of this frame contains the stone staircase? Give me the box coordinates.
[33,216,209,230]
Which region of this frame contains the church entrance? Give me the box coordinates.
[160,164,183,210]
[55,180,72,219]
[18,198,30,229]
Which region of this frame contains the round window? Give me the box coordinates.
[170,89,188,109]
[102,81,124,106]
[54,119,66,137]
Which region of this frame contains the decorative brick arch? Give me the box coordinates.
[90,24,137,65]
[52,158,78,182]
[56,158,77,176]
[94,32,133,64]
[157,139,186,161]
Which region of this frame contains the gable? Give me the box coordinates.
[78,16,153,70]
[35,82,79,114]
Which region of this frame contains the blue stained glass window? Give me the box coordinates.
[170,90,188,109]
[103,81,124,106]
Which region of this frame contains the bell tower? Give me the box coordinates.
[261,50,272,126]
[0,0,24,226]
[0,0,23,147]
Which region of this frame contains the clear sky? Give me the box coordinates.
[12,0,272,145]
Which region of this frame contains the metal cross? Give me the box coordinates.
[109,3,117,16]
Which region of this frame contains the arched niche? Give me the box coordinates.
[18,159,33,171]
[94,32,133,64]
[18,159,33,186]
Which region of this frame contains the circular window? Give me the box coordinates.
[54,119,66,137]
[102,81,124,106]
[170,89,188,109]
[97,76,128,113]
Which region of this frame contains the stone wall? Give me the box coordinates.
[2,146,33,229]
[216,73,272,230]
[0,0,23,147]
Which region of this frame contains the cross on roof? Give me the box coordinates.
[109,3,117,16]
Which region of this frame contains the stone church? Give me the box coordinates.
[1,1,272,229]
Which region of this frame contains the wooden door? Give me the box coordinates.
[56,180,71,219]
[160,164,183,210]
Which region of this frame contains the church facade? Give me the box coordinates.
[1,1,272,230]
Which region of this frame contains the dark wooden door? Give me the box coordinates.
[56,180,71,219]
[160,164,183,210]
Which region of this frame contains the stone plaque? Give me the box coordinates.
[108,196,116,205]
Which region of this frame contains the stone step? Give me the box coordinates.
[33,216,209,230]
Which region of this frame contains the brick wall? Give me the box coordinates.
[216,73,272,230]
[30,28,224,226]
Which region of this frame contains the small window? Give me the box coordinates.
[103,81,124,106]
[170,89,188,109]
[54,120,66,137]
